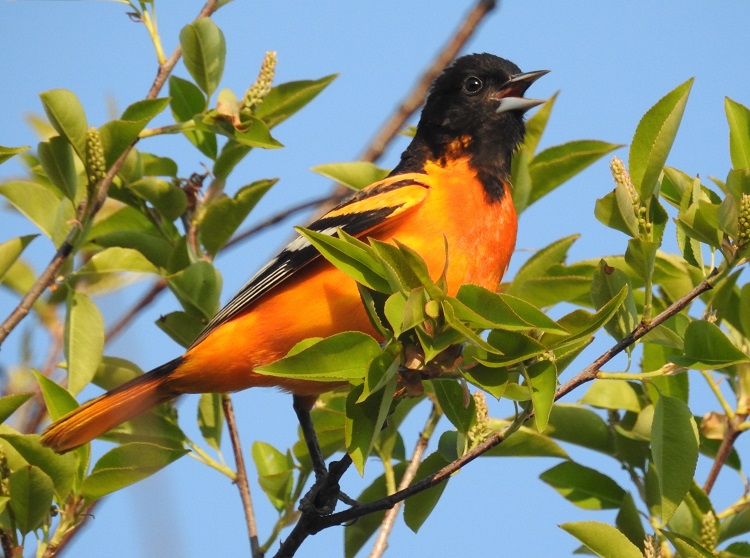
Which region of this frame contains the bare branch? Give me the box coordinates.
[222,394,262,558]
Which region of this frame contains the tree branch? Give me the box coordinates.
[222,394,261,558]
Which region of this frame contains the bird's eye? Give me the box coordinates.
[462,76,483,95]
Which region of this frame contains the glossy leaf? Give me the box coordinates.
[483,423,568,458]
[528,140,620,207]
[544,404,614,455]
[672,321,750,370]
[662,531,716,558]
[128,177,188,221]
[256,332,380,381]
[34,371,78,422]
[251,441,294,511]
[296,227,391,293]
[64,291,105,395]
[179,19,226,97]
[9,465,54,535]
[200,179,276,255]
[74,247,160,282]
[155,311,205,348]
[0,235,36,282]
[652,395,699,525]
[590,260,637,342]
[38,136,77,200]
[526,359,557,432]
[403,451,451,533]
[541,461,626,510]
[198,393,223,451]
[433,380,475,433]
[255,75,337,129]
[0,433,78,500]
[345,377,396,474]
[167,261,222,319]
[99,98,171,167]
[580,380,641,413]
[560,521,642,558]
[0,144,30,165]
[81,442,188,501]
[311,161,389,191]
[0,393,33,424]
[39,89,88,159]
[726,97,750,169]
[629,78,693,200]
[0,180,75,244]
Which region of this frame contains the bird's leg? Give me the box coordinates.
[292,395,328,482]
[292,395,359,515]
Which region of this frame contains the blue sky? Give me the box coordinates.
[2,1,750,557]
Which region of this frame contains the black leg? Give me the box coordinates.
[292,395,328,481]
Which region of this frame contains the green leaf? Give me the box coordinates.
[433,380,474,433]
[528,140,621,206]
[213,141,250,181]
[197,393,223,451]
[169,76,207,121]
[580,380,641,413]
[199,179,276,256]
[672,321,750,370]
[0,393,33,424]
[0,181,75,244]
[0,235,36,282]
[296,227,391,293]
[483,423,568,458]
[403,451,451,532]
[0,145,30,165]
[167,261,222,319]
[80,442,188,501]
[74,247,160,287]
[179,19,226,97]
[345,378,396,474]
[0,433,79,500]
[255,75,337,129]
[39,89,88,160]
[545,404,614,454]
[629,78,694,200]
[625,238,660,285]
[155,311,205,348]
[525,359,557,432]
[454,285,566,333]
[64,291,105,395]
[541,461,626,510]
[34,371,78,421]
[256,332,381,382]
[590,260,638,342]
[652,395,699,525]
[251,442,294,511]
[99,98,171,167]
[310,161,389,191]
[617,492,646,550]
[8,465,54,535]
[38,136,78,200]
[560,521,643,558]
[662,531,716,558]
[594,186,639,237]
[523,93,556,154]
[726,97,750,169]
[217,115,282,149]
[721,542,750,558]
[128,178,188,221]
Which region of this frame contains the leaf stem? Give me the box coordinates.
[700,370,736,419]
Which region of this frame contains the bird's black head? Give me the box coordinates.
[393,53,547,199]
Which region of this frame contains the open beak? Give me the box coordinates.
[493,69,550,114]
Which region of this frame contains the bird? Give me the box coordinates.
[41,53,547,453]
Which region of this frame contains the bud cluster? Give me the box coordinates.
[242,51,277,114]
[467,391,492,447]
[699,511,718,554]
[738,193,750,247]
[611,156,651,236]
[85,127,106,188]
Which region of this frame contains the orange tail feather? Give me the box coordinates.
[41,358,182,453]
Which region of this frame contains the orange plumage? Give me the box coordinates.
[41,53,544,453]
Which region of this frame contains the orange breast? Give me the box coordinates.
[175,157,517,395]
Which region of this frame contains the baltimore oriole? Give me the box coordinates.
[41,53,546,453]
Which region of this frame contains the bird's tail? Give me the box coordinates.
[40,357,183,453]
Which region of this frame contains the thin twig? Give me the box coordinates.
[368,404,441,558]
[42,500,99,558]
[703,413,747,495]
[222,394,261,558]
